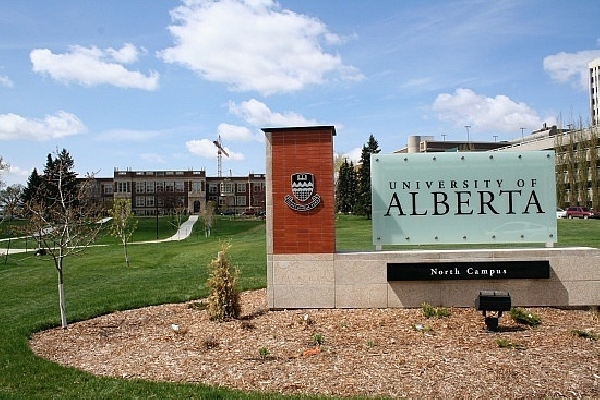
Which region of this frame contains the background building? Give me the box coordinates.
[590,57,600,126]
[83,168,266,216]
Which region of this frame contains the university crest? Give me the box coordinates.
[284,172,321,212]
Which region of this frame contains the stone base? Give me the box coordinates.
[267,248,600,309]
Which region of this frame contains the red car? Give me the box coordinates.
[565,207,598,219]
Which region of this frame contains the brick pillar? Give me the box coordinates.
[263,126,336,255]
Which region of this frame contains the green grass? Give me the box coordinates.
[0,214,598,399]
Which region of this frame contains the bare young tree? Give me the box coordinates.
[109,199,138,267]
[25,151,102,329]
[203,200,215,237]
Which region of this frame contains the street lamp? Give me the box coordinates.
[464,125,471,146]
[520,127,526,143]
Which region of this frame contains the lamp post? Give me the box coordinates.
[520,127,525,144]
[464,125,471,148]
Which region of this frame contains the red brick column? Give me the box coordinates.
[263,126,336,254]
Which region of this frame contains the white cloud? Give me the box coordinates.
[0,111,87,140]
[139,153,166,164]
[216,123,255,142]
[185,138,245,161]
[334,148,361,165]
[159,0,362,95]
[229,99,318,126]
[0,75,14,88]
[30,43,159,90]
[543,50,600,91]
[432,88,550,134]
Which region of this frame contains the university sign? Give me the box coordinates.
[371,152,557,245]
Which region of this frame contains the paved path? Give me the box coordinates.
[1,215,199,255]
[161,215,198,242]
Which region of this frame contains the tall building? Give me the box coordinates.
[590,57,600,126]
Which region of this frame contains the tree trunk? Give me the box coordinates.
[57,262,67,329]
[122,239,130,267]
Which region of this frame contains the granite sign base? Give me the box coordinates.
[267,247,599,309]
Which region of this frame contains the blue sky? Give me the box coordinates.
[1,0,599,186]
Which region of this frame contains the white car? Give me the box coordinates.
[556,208,567,219]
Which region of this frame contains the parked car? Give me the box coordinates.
[242,208,256,216]
[219,209,236,215]
[565,207,598,219]
[556,208,567,219]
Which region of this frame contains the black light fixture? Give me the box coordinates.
[475,291,511,332]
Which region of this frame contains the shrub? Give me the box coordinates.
[313,333,325,345]
[571,329,598,341]
[509,307,541,327]
[206,243,240,321]
[422,302,452,318]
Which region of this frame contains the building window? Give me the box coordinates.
[191,181,203,193]
[254,183,266,192]
[136,197,145,207]
[165,183,174,192]
[136,182,145,194]
[103,185,113,195]
[156,182,164,192]
[236,196,247,206]
[221,182,234,194]
[117,182,129,193]
[146,196,155,207]
[236,183,246,192]
[146,182,154,193]
[175,182,185,192]
[209,184,219,193]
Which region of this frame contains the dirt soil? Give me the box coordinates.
[30,289,599,398]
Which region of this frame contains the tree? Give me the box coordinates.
[0,184,24,221]
[0,156,8,190]
[25,150,102,329]
[22,167,43,205]
[109,199,138,267]
[42,149,78,209]
[203,200,215,237]
[354,135,380,219]
[335,159,357,214]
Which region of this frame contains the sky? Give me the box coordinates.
[1,0,600,186]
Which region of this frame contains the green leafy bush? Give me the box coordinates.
[509,307,541,326]
[422,302,452,318]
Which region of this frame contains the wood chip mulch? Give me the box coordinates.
[30,289,599,398]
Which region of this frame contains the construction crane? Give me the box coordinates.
[212,135,229,177]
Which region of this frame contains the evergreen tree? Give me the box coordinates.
[42,149,78,207]
[22,167,44,204]
[354,135,380,219]
[335,159,356,213]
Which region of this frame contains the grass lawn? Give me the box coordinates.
[0,215,597,399]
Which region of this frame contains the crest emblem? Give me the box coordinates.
[291,173,314,202]
[285,172,321,212]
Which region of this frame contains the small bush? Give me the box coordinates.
[571,329,598,341]
[258,347,269,359]
[206,243,240,321]
[313,333,325,345]
[509,307,541,327]
[422,302,452,318]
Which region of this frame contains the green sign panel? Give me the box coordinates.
[371,152,557,245]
